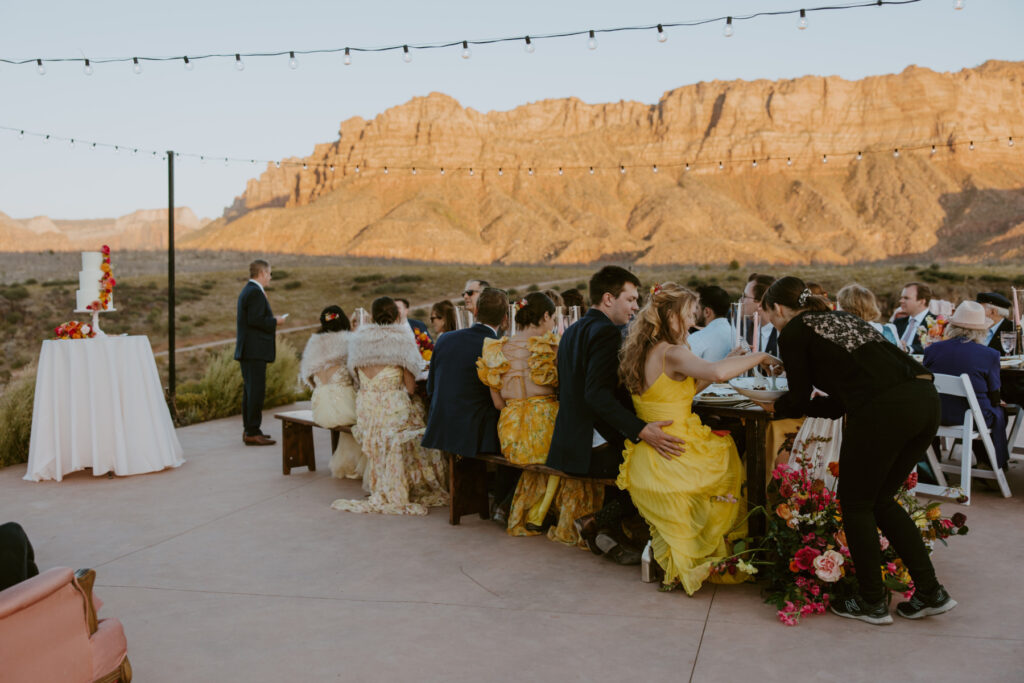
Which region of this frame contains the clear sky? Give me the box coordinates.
[0,0,1019,220]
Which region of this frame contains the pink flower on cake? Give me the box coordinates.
[812,550,844,583]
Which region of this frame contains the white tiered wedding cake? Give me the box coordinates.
[75,251,114,312]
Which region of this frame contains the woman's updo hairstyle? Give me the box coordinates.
[371,296,400,325]
[514,292,556,328]
[618,282,699,395]
[761,276,831,313]
[319,305,351,333]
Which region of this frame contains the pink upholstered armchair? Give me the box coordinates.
[0,567,131,683]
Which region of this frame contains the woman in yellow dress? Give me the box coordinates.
[618,283,777,594]
[477,292,603,547]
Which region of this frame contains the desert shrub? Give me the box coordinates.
[23,278,37,285]
[0,366,36,467]
[527,283,539,292]
[42,279,76,287]
[272,270,290,280]
[179,315,192,322]
[372,284,413,295]
[507,287,518,296]
[413,308,427,318]
[390,274,424,283]
[174,339,303,426]
[283,281,302,290]
[354,273,386,283]
[0,285,29,301]
[728,259,741,271]
[576,282,587,290]
[979,274,1010,283]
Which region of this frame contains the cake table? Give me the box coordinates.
[24,336,185,482]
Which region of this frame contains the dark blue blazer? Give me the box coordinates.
[893,315,928,354]
[546,308,645,475]
[422,323,501,458]
[234,281,276,362]
[986,318,1013,355]
[924,337,1009,467]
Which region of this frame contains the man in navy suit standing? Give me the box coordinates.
[235,259,286,446]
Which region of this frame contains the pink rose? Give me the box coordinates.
[879,535,890,551]
[812,550,844,583]
[793,547,821,571]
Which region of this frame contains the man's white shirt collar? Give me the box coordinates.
[249,278,265,294]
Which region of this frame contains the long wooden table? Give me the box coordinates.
[692,402,779,536]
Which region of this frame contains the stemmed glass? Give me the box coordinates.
[1000,331,1017,357]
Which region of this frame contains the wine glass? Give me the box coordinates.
[1000,331,1016,356]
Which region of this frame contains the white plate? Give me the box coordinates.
[729,376,789,401]
[1000,358,1022,368]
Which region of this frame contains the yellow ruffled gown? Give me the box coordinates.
[477,332,603,547]
[618,372,747,594]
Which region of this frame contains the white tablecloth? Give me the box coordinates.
[24,336,185,482]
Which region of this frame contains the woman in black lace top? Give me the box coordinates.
[759,276,956,625]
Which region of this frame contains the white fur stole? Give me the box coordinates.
[300,330,352,389]
[347,323,424,377]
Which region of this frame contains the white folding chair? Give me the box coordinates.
[915,373,1011,504]
[1003,403,1024,463]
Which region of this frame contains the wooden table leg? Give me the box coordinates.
[281,421,315,475]
[447,453,489,525]
[744,416,769,537]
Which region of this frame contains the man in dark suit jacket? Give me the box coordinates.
[235,259,284,446]
[423,287,508,458]
[423,287,515,520]
[396,298,430,338]
[547,266,684,562]
[893,281,932,354]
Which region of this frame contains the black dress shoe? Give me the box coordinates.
[574,514,603,556]
[603,543,642,566]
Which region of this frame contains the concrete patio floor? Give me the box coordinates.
[2,403,1022,682]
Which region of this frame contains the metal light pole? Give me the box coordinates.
[167,150,176,399]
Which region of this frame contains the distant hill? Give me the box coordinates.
[183,60,1024,265]
[0,208,209,252]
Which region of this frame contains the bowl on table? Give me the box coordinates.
[728,376,789,402]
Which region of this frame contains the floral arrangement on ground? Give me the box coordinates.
[713,458,968,626]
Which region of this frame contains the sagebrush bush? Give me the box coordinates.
[174,338,304,426]
[0,366,37,468]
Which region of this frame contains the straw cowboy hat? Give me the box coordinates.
[948,300,990,330]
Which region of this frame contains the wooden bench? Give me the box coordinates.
[446,452,616,525]
[273,410,352,475]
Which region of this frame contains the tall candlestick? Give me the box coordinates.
[752,311,760,353]
[1014,287,1021,330]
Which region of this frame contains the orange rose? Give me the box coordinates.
[834,529,848,547]
[827,461,840,478]
[789,560,800,573]
[775,504,793,521]
[926,507,942,520]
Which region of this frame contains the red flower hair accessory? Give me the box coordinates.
[513,298,528,311]
[650,283,662,296]
[324,312,339,322]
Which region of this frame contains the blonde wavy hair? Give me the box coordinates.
[619,282,699,395]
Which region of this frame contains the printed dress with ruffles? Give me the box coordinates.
[619,371,748,594]
[330,367,448,515]
[477,332,603,547]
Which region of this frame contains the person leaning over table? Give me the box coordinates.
[923,300,1010,471]
[756,276,956,626]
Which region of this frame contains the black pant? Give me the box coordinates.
[239,359,267,436]
[589,443,640,530]
[838,379,942,603]
[0,522,39,591]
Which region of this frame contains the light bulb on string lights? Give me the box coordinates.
[224,158,228,166]
[931,145,937,156]
[354,165,360,173]
[91,143,97,150]
[18,130,24,140]
[402,45,412,63]
[498,167,503,176]
[235,54,245,71]
[558,167,563,176]
[288,52,299,69]
[132,148,137,155]
[440,167,445,175]
[718,161,724,170]
[36,59,46,75]
[524,36,535,53]
[752,159,758,168]
[528,167,534,176]
[656,24,667,42]
[69,138,75,148]
[411,167,417,175]
[587,30,598,50]
[275,161,280,168]
[1010,137,1015,147]
[786,157,792,166]
[619,165,626,175]
[652,164,659,173]
[588,166,594,175]
[114,146,120,153]
[199,155,204,163]
[798,9,808,30]
[384,166,389,174]
[856,151,863,161]
[953,0,964,9]
[132,58,142,75]
[344,48,352,66]
[461,41,472,59]
[469,168,474,176]
[330,165,335,172]
[822,154,828,164]
[684,163,690,172]
[893,148,900,158]
[83,59,93,76]
[302,162,308,170]
[723,17,734,38]
[969,140,975,150]
[184,56,193,71]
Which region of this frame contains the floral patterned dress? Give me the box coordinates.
[330,367,448,515]
[477,332,604,547]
